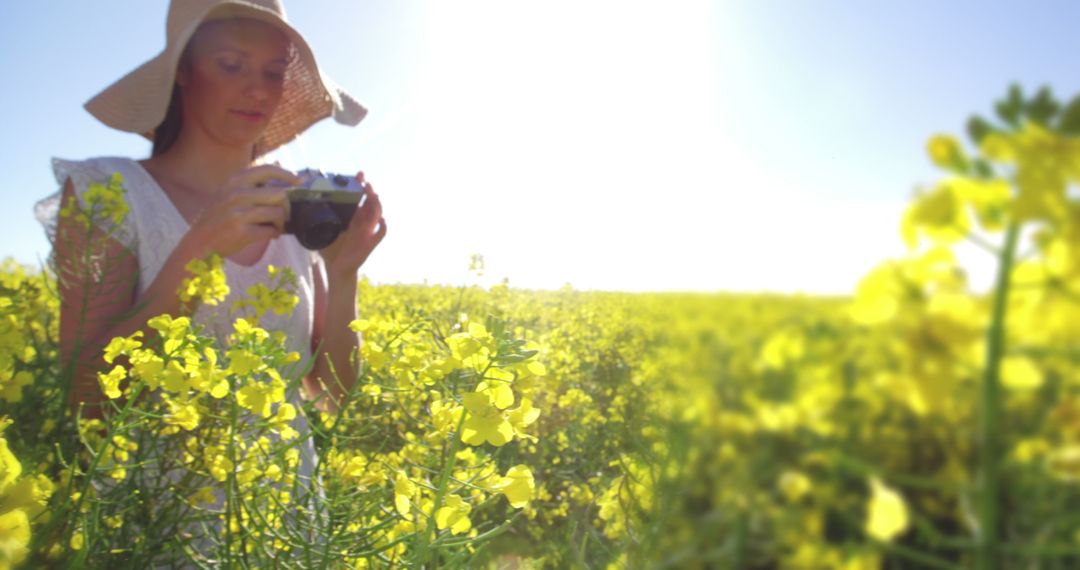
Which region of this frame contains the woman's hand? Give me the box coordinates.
[318,171,387,280]
[180,164,301,259]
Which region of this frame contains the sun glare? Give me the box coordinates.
[385,1,729,291]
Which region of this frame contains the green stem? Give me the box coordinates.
[224,373,241,567]
[731,507,748,569]
[63,383,146,539]
[416,407,468,567]
[965,231,1001,256]
[877,539,966,570]
[834,452,964,492]
[975,221,1020,570]
[429,513,520,548]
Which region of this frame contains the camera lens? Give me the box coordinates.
[293,202,343,250]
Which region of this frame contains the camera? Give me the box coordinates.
[281,169,365,250]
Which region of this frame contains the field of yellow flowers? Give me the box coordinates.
[4,85,1080,568]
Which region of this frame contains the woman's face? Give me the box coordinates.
[177,18,291,149]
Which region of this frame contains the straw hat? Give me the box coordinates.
[84,0,367,156]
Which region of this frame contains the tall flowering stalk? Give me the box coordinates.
[849,85,1080,568]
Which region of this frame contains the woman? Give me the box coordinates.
[35,0,385,561]
[40,0,384,415]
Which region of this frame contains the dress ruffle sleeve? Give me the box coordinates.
[34,157,138,254]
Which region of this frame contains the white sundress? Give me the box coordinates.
[35,155,328,563]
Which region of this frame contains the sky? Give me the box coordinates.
[3,1,1080,294]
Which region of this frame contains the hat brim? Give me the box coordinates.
[84,1,366,156]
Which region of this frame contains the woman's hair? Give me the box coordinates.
[151,85,184,157]
[151,43,193,157]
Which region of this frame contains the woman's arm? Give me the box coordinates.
[304,173,385,415]
[305,261,360,414]
[55,178,203,418]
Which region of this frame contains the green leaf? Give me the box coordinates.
[1007,83,1024,109]
[972,159,994,179]
[486,316,505,338]
[1025,86,1059,126]
[995,101,1019,127]
[498,349,538,365]
[1058,95,1080,135]
[966,115,995,145]
[995,83,1024,127]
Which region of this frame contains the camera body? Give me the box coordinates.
[282,169,365,250]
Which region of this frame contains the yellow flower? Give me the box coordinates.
[69,530,84,551]
[1009,122,1077,221]
[0,439,21,495]
[3,474,55,519]
[980,132,1015,163]
[187,486,217,508]
[270,403,299,440]
[1011,438,1051,464]
[394,474,416,518]
[159,360,187,394]
[147,314,192,344]
[901,180,970,248]
[430,397,464,436]
[0,509,30,566]
[227,347,264,377]
[188,347,228,398]
[491,465,534,509]
[460,392,514,447]
[477,370,515,410]
[1047,445,1080,481]
[0,371,31,403]
[231,317,269,344]
[102,332,143,365]
[952,177,1010,232]
[97,365,126,400]
[236,372,285,418]
[508,398,540,440]
[178,254,230,306]
[447,334,483,362]
[524,359,547,378]
[778,470,812,503]
[360,342,388,371]
[1001,356,1042,390]
[435,494,472,535]
[348,319,371,333]
[62,172,129,230]
[84,173,129,225]
[926,134,968,171]
[128,349,164,390]
[759,330,805,371]
[244,283,299,318]
[865,477,909,542]
[207,454,233,483]
[165,399,201,431]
